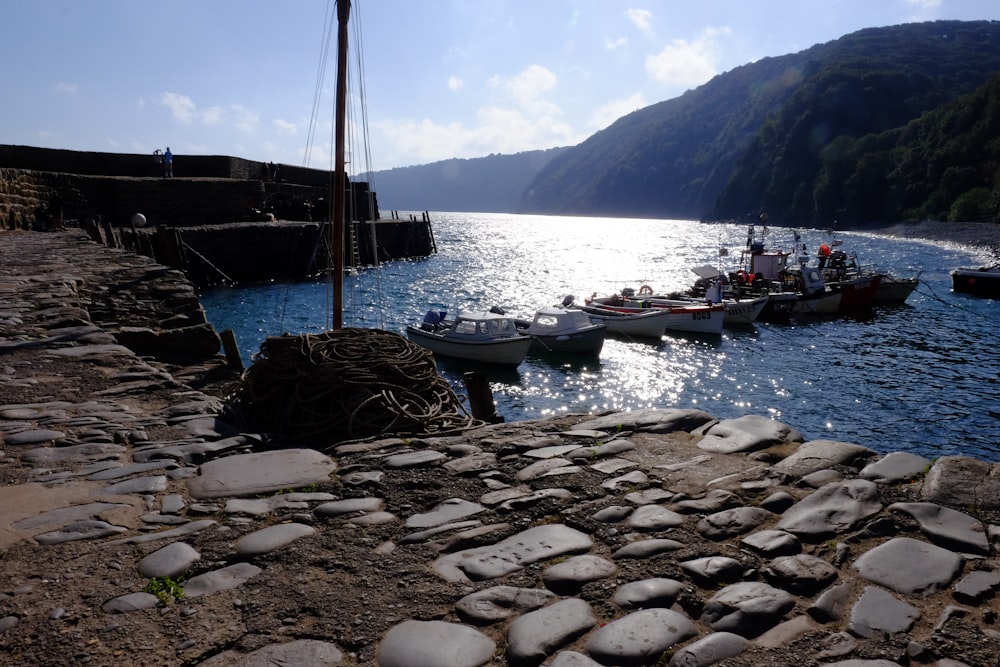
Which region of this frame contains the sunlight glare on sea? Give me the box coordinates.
[200,212,1000,461]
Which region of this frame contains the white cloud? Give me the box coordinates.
[645,26,731,88]
[447,75,463,91]
[373,64,588,166]
[161,92,196,124]
[228,105,258,132]
[54,82,78,94]
[159,93,259,133]
[201,105,225,126]
[626,9,653,33]
[505,65,559,114]
[906,0,942,18]
[589,93,647,132]
[605,36,628,51]
[273,118,297,135]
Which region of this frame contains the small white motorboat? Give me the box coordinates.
[515,304,607,356]
[406,309,534,366]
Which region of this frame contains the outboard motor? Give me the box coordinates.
[561,295,575,307]
[421,310,446,330]
[489,305,506,315]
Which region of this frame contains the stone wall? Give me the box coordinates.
[0,145,380,230]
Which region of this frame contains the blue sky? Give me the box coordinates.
[3,1,998,173]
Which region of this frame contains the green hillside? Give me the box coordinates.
[366,20,1000,227]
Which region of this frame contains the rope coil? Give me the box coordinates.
[224,329,477,446]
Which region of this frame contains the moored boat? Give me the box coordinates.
[636,281,769,326]
[815,242,919,305]
[952,265,1000,298]
[573,303,671,340]
[873,274,920,305]
[515,304,607,355]
[406,310,534,366]
[584,294,725,335]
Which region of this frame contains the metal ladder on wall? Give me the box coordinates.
[347,221,361,271]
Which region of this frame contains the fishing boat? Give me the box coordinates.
[816,241,916,306]
[731,226,856,316]
[636,280,769,326]
[584,294,725,335]
[514,303,607,356]
[952,265,1000,298]
[406,310,534,366]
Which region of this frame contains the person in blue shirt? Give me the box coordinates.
[163,147,173,177]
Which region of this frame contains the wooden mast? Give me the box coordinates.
[331,0,351,329]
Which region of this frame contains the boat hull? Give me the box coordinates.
[952,268,1000,298]
[873,276,919,305]
[644,295,767,326]
[405,326,533,366]
[792,291,842,314]
[528,326,606,355]
[583,302,724,336]
[577,306,669,340]
[831,274,881,311]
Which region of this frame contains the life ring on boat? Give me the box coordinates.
[638,284,653,296]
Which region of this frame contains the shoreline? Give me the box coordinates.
[844,220,1000,258]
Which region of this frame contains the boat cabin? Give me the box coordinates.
[450,311,522,339]
[525,307,595,335]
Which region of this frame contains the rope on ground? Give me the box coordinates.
[223,329,480,447]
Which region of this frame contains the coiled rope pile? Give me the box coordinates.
[223,329,478,446]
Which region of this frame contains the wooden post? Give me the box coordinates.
[463,371,502,423]
[220,329,245,371]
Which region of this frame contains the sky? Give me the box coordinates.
[3,1,999,174]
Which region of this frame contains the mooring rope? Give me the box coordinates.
[223,328,479,446]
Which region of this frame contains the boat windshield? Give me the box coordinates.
[532,314,560,330]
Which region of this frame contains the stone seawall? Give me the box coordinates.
[2,230,1000,666]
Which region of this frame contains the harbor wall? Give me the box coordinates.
[0,145,435,286]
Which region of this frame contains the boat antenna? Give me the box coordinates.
[330,0,351,329]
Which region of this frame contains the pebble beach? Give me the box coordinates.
[1,227,1000,666]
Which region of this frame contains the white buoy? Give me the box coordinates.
[131,213,146,227]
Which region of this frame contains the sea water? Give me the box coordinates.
[199,213,1000,462]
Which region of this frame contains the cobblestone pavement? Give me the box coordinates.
[1,229,1000,667]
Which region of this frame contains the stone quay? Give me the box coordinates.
[1,228,999,666]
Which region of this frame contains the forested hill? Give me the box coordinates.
[366,20,1000,226]
[521,20,1000,226]
[358,148,566,214]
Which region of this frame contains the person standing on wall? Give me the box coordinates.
[163,147,173,178]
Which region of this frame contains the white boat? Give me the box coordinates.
[406,310,534,366]
[573,303,671,340]
[626,283,768,326]
[873,274,920,305]
[515,304,607,355]
[583,296,725,336]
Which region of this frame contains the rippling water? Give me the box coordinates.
[199,213,1000,461]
